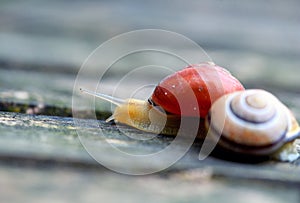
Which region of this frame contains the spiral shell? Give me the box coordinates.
[205,89,300,155]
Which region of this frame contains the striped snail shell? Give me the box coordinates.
[205,89,300,156]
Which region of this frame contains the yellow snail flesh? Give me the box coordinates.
[80,89,182,135]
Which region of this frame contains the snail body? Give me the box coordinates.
[106,98,180,135]
[80,89,181,135]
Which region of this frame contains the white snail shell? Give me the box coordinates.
[206,89,300,155]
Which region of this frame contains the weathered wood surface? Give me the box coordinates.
[1,111,300,203]
[1,165,299,203]
[1,0,300,202]
[1,109,300,178]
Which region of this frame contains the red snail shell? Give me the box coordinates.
[206,89,300,156]
[151,62,245,117]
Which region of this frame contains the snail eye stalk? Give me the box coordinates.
[80,88,125,106]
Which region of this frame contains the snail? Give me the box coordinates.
[205,89,300,157]
[81,62,245,136]
[80,62,300,159]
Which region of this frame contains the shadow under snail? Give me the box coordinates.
[81,62,300,160]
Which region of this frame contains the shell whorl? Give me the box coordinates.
[230,90,277,123]
[206,89,298,155]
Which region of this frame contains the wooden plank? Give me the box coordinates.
[1,112,300,202]
[1,111,300,183]
[0,164,299,203]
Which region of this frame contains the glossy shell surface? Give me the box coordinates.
[206,89,300,155]
[151,62,245,117]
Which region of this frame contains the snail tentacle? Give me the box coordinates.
[80,88,125,123]
[80,88,125,106]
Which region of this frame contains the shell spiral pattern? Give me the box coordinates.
[206,89,300,155]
